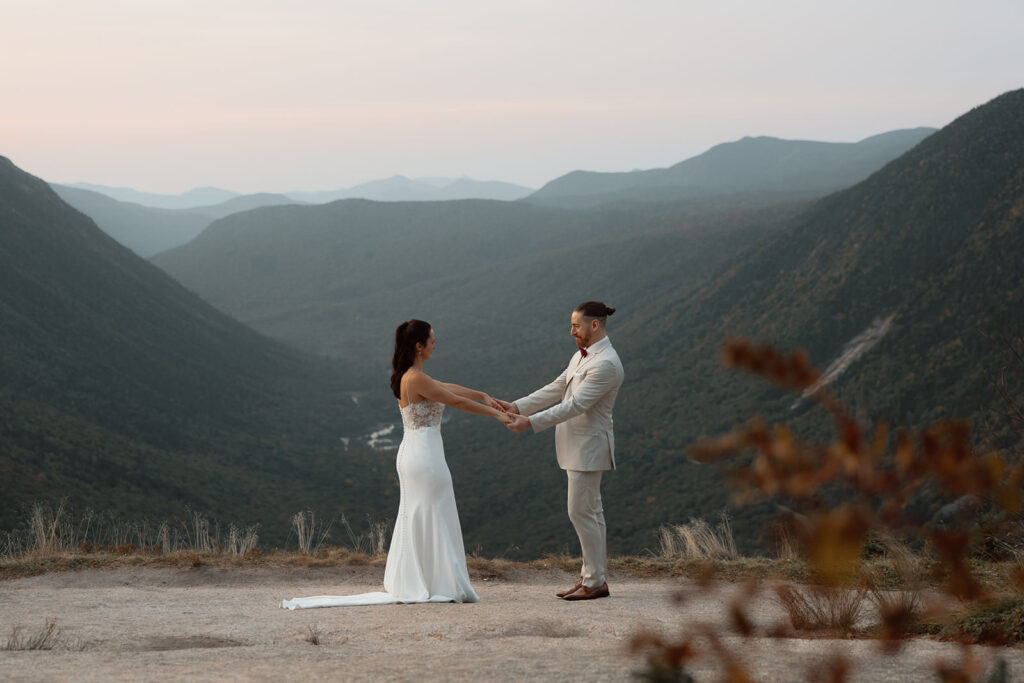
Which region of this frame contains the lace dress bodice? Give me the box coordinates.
[400,400,445,431]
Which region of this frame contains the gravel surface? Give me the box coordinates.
[0,566,1020,681]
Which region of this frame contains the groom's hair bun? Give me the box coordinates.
[575,301,615,320]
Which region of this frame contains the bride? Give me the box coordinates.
[282,319,511,609]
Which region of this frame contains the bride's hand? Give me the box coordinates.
[492,398,518,414]
[482,394,505,412]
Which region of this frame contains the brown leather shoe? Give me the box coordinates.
[556,577,584,598]
[562,582,610,601]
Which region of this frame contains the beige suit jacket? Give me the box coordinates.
[514,337,624,471]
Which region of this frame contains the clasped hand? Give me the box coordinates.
[486,396,530,433]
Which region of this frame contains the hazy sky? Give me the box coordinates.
[4,0,1022,193]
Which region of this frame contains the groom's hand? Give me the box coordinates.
[494,398,519,414]
[507,414,531,434]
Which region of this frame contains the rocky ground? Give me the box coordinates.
[0,565,1021,681]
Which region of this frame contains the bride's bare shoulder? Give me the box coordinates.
[402,370,437,403]
[404,369,436,386]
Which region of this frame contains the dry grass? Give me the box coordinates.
[995,521,1024,595]
[0,543,808,585]
[864,537,926,636]
[27,503,71,555]
[340,515,390,555]
[290,510,331,555]
[6,539,1014,597]
[225,524,260,556]
[1015,548,1024,595]
[533,552,578,572]
[770,519,801,561]
[305,624,322,646]
[868,586,923,631]
[659,514,738,560]
[0,504,390,568]
[774,583,869,634]
[3,619,80,651]
[0,547,389,581]
[1,503,261,559]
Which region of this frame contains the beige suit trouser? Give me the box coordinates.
[566,469,606,588]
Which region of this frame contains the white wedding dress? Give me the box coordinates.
[281,400,479,609]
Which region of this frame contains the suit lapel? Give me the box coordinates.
[566,340,607,395]
[563,339,613,398]
[562,351,586,397]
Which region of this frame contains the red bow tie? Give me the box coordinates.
[579,348,588,358]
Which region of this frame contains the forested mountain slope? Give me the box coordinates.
[1,157,395,542]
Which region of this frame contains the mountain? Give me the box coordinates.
[432,178,534,201]
[414,176,461,187]
[285,176,534,203]
[0,156,396,543]
[65,183,239,210]
[604,89,1024,547]
[151,190,813,557]
[640,89,1024,428]
[185,192,302,220]
[528,128,937,208]
[48,187,303,256]
[151,195,806,373]
[149,90,1023,557]
[50,184,211,257]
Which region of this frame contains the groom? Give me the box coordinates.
[499,301,624,601]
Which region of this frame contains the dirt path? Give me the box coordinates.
[0,566,1020,681]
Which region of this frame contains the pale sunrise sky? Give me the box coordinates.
[3,0,1023,194]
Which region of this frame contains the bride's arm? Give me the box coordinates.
[440,382,486,402]
[440,381,506,411]
[411,374,509,422]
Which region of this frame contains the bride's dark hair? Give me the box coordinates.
[390,319,432,399]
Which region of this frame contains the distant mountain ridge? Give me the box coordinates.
[65,183,239,209]
[63,127,930,258]
[528,128,936,207]
[50,184,211,257]
[65,128,931,213]
[185,192,302,219]
[49,186,302,256]
[285,176,534,203]
[68,176,535,210]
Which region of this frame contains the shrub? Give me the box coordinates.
[634,339,1024,680]
[774,583,868,633]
